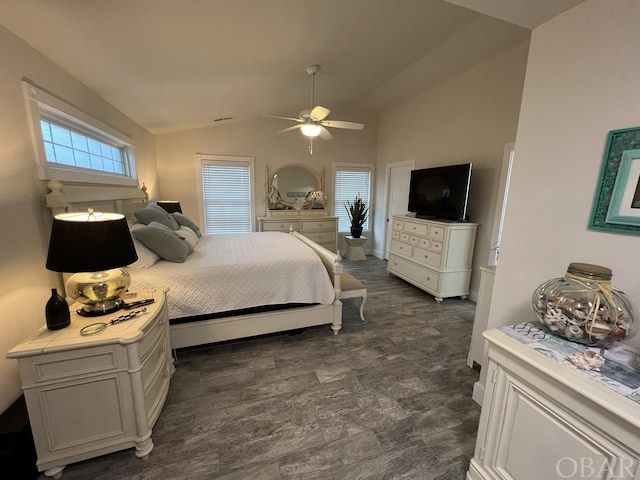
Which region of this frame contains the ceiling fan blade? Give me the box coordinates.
[278,124,302,134]
[265,114,303,123]
[310,106,330,121]
[318,125,333,140]
[321,120,364,130]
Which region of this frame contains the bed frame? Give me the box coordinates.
[45,183,344,349]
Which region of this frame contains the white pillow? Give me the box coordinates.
[128,224,160,268]
[175,226,198,248]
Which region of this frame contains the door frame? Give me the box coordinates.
[383,159,415,259]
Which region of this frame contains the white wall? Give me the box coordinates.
[154,105,378,235]
[0,26,158,412]
[489,0,640,350]
[375,40,530,298]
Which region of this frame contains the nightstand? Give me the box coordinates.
[7,290,173,479]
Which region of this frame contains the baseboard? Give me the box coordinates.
[472,380,485,406]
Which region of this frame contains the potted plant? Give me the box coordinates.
[345,194,369,238]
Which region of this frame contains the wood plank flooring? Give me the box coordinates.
[53,256,480,479]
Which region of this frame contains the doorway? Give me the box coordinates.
[383,160,414,259]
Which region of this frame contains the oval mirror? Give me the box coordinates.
[268,165,323,209]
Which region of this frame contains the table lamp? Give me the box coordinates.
[46,210,138,317]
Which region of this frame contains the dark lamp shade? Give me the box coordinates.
[46,212,138,273]
[156,201,182,213]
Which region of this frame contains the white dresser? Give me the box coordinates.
[7,290,173,479]
[258,213,338,252]
[468,323,640,480]
[387,215,477,302]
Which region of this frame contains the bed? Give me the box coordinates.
[45,184,344,350]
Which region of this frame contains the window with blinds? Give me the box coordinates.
[333,164,373,232]
[200,155,254,234]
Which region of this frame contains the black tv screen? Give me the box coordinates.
[408,163,472,221]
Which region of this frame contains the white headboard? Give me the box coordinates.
[45,178,148,221]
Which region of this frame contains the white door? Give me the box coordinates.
[383,160,414,259]
[488,143,514,265]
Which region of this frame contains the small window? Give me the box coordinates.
[40,120,126,174]
[199,154,255,234]
[23,80,137,186]
[333,163,373,232]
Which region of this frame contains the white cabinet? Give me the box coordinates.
[386,215,477,302]
[258,215,338,252]
[7,290,173,479]
[468,324,640,480]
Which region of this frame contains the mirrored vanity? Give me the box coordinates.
[258,164,338,252]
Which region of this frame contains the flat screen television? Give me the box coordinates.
[408,163,472,221]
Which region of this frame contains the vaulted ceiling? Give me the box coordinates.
[0,0,584,134]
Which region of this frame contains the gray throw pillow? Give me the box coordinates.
[131,221,189,263]
[171,212,202,237]
[134,204,180,230]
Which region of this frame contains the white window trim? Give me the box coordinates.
[195,153,256,233]
[22,80,138,186]
[332,162,374,233]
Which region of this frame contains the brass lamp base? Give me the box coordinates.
[76,297,125,317]
[66,269,131,317]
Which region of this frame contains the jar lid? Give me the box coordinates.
[567,262,612,280]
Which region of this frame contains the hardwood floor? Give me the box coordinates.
[53,257,480,479]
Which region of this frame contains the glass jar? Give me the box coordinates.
[532,263,634,347]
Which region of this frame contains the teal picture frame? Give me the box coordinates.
[589,126,640,235]
[605,149,640,226]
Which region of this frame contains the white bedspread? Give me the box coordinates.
[129,232,335,319]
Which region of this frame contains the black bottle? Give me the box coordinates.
[45,288,70,330]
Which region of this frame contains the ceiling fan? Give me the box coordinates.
[267,65,364,153]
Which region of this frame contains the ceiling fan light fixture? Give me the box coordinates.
[301,123,322,137]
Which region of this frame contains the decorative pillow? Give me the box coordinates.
[171,212,202,237]
[128,224,161,268]
[134,203,180,230]
[174,226,198,252]
[131,221,189,263]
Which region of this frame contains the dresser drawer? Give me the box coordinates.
[301,219,337,231]
[430,239,443,252]
[25,346,122,385]
[400,232,410,242]
[393,219,404,230]
[139,315,165,359]
[141,328,168,387]
[429,225,445,240]
[390,239,412,256]
[261,220,301,232]
[413,246,443,268]
[144,361,170,423]
[317,241,337,253]
[304,231,335,244]
[403,222,428,236]
[392,230,401,240]
[388,254,440,291]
